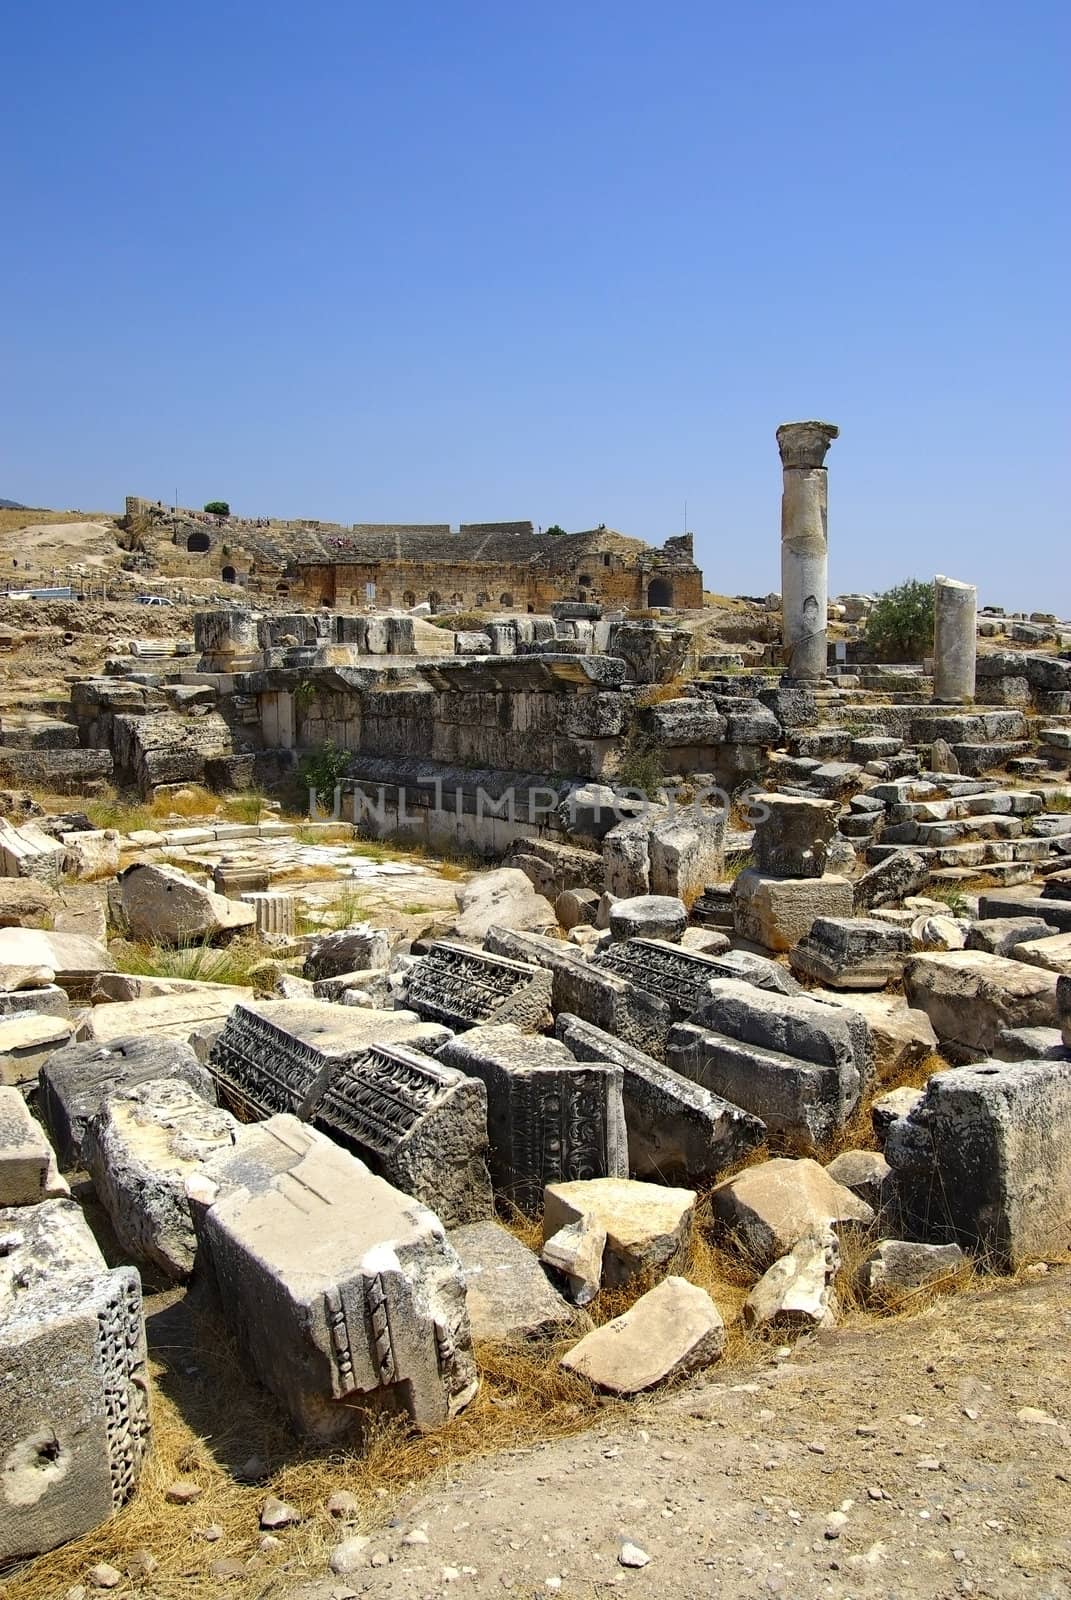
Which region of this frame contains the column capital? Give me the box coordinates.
[776,421,839,469]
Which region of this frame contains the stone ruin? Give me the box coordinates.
[1,418,1071,1576]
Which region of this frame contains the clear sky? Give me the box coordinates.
[3,1,1068,611]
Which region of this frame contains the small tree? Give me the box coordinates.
[204,500,230,517]
[299,739,350,808]
[544,524,567,537]
[865,578,935,662]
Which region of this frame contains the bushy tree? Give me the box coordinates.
[204,500,230,517]
[865,578,935,662]
[544,524,567,537]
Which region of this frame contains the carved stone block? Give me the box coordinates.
[406,941,552,1032]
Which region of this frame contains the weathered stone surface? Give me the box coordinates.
[991,1025,1068,1062]
[0,817,65,886]
[303,925,393,980]
[743,1229,839,1330]
[448,1221,579,1342]
[679,927,732,957]
[407,940,552,1032]
[885,1059,1071,1267]
[555,887,602,931]
[790,916,911,989]
[0,1086,67,1204]
[711,1157,874,1265]
[903,950,1061,1061]
[668,979,870,1153]
[91,972,252,1005]
[608,895,687,943]
[62,829,120,882]
[733,871,854,953]
[540,1214,606,1305]
[853,850,931,911]
[871,1085,925,1143]
[1011,931,1071,976]
[602,818,650,899]
[648,810,726,900]
[438,1025,626,1208]
[77,991,244,1046]
[0,875,58,928]
[965,917,1053,958]
[190,1115,478,1437]
[0,1199,149,1562]
[0,962,54,993]
[1061,974,1071,1047]
[816,990,938,1082]
[560,1276,724,1393]
[592,935,796,1023]
[752,794,838,878]
[119,863,255,946]
[825,1149,895,1213]
[554,1012,765,1184]
[543,1176,695,1287]
[84,1077,240,1279]
[0,1011,74,1086]
[0,927,113,999]
[452,868,557,943]
[39,1034,215,1167]
[855,1239,966,1306]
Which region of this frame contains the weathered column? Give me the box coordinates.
[932,575,977,703]
[776,421,839,681]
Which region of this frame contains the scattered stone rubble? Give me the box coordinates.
[3,427,1071,1576]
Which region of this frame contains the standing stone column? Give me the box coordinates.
[932,575,977,703]
[776,421,839,681]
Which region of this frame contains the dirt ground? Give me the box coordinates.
[312,1268,1071,1600]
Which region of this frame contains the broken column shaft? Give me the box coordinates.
[932,575,977,703]
[777,421,839,681]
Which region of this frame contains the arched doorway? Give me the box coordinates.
[475,591,490,608]
[187,531,211,553]
[403,590,416,608]
[221,565,237,584]
[647,577,673,608]
[275,581,290,598]
[428,591,442,611]
[499,592,513,607]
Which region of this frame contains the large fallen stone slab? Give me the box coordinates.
[853,849,931,911]
[1011,931,1071,976]
[39,1034,216,1166]
[303,924,393,980]
[902,949,1061,1061]
[711,1157,874,1266]
[855,1239,966,1306]
[0,874,58,928]
[0,816,65,886]
[542,1176,695,1287]
[885,1059,1071,1267]
[451,868,557,942]
[0,1085,67,1203]
[438,1025,626,1208]
[608,895,687,943]
[406,940,552,1032]
[733,870,854,952]
[84,1076,242,1279]
[448,1221,579,1342]
[978,887,1071,935]
[119,862,255,946]
[91,972,254,1004]
[813,990,938,1082]
[554,1012,765,1184]
[189,1115,478,1438]
[0,1198,150,1563]
[76,990,245,1046]
[667,979,870,1153]
[560,1276,724,1394]
[0,926,113,999]
[789,916,910,990]
[0,1010,74,1086]
[591,936,800,1030]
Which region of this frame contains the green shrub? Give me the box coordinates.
[865,579,935,662]
[545,524,567,537]
[299,739,351,807]
[204,500,230,517]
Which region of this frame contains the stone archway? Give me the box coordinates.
[221,565,237,584]
[499,592,513,607]
[187,530,211,553]
[428,591,442,611]
[647,576,674,608]
[403,590,416,608]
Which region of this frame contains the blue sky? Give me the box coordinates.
[3,1,1068,610]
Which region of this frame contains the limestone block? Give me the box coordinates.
[1013,932,1071,976]
[0,1086,67,1204]
[592,936,794,1022]
[790,916,911,989]
[855,1240,966,1306]
[871,1085,925,1144]
[560,1276,724,1394]
[991,1025,1068,1062]
[0,926,113,1000]
[118,862,255,946]
[61,829,120,882]
[0,1011,74,1087]
[0,1199,149,1563]
[903,949,1061,1061]
[1061,974,1071,1047]
[853,850,931,911]
[0,817,66,886]
[555,887,602,931]
[190,1115,478,1438]
[304,924,393,980]
[0,874,58,928]
[816,990,937,1082]
[84,1077,241,1279]
[555,1012,765,1184]
[648,809,726,900]
[0,961,55,993]
[743,1230,839,1330]
[91,972,253,1005]
[39,1034,216,1167]
[439,1025,626,1208]
[449,1221,579,1341]
[542,1176,696,1287]
[640,699,727,746]
[540,1214,606,1305]
[733,870,853,953]
[679,927,731,956]
[602,818,651,899]
[964,917,1054,959]
[711,1157,874,1266]
[407,940,552,1033]
[751,794,838,879]
[77,990,245,1047]
[451,868,556,943]
[885,1059,1071,1267]
[608,894,687,943]
[824,1149,895,1213]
